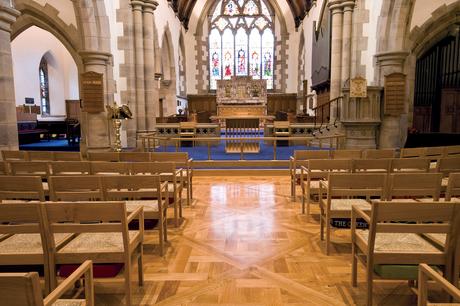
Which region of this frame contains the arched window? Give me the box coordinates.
[39,57,50,115]
[209,0,275,90]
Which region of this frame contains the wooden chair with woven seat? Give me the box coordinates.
[119,152,150,162]
[437,158,460,192]
[446,173,460,202]
[290,150,330,200]
[0,176,45,202]
[362,149,396,159]
[9,161,51,196]
[150,152,193,206]
[418,263,460,306]
[131,162,184,227]
[0,260,94,306]
[400,147,427,158]
[25,151,54,161]
[390,158,431,173]
[1,150,26,161]
[48,176,104,201]
[101,175,169,255]
[319,173,387,255]
[352,159,392,174]
[387,173,442,202]
[300,158,353,216]
[351,201,459,306]
[89,161,130,175]
[87,151,120,162]
[43,201,144,306]
[53,152,82,161]
[49,161,91,176]
[331,149,362,159]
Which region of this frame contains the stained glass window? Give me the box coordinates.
[39,57,50,115]
[209,0,274,90]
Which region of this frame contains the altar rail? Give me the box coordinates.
[139,134,346,161]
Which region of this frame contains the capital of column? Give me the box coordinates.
[341,1,355,12]
[79,50,113,66]
[375,50,409,67]
[328,0,344,13]
[143,0,158,14]
[131,0,144,12]
[0,4,20,33]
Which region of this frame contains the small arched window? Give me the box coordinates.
[39,57,50,115]
[209,0,275,90]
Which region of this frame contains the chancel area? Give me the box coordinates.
[0,0,460,305]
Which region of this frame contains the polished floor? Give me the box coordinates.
[96,176,426,305]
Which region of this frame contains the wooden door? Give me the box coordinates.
[440,89,460,133]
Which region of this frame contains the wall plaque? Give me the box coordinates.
[350,76,367,98]
[81,71,104,113]
[384,73,406,115]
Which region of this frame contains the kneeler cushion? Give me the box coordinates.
[59,263,124,278]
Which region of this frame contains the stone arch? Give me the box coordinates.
[298,28,305,94]
[159,24,177,116]
[178,31,187,97]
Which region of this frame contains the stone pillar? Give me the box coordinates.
[0,2,20,152]
[79,51,113,153]
[131,0,146,131]
[328,1,343,121]
[341,1,354,87]
[375,51,409,149]
[142,0,158,131]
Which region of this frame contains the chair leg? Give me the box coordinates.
[124,258,132,306]
[366,263,374,306]
[173,193,179,227]
[351,245,358,287]
[301,191,306,214]
[325,219,331,256]
[158,218,164,256]
[138,247,144,286]
[320,215,324,241]
[164,208,168,243]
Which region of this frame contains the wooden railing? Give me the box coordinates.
[312,96,343,132]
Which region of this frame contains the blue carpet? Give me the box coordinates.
[20,140,80,152]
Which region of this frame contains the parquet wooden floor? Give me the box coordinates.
[95,176,426,305]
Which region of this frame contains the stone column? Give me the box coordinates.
[375,50,409,149]
[79,51,113,152]
[341,1,354,87]
[0,2,20,152]
[328,0,344,121]
[143,0,158,131]
[131,0,146,131]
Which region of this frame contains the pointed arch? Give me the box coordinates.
[178,31,187,96]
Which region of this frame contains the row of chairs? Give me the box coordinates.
[0,161,185,226]
[316,172,459,255]
[0,201,143,306]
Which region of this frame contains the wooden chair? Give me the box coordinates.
[273,121,291,146]
[1,150,26,161]
[48,176,104,201]
[390,158,431,173]
[400,147,427,158]
[0,176,45,202]
[0,260,94,306]
[179,121,197,147]
[418,263,460,306]
[43,201,144,306]
[90,161,130,175]
[331,149,362,159]
[437,158,460,192]
[387,173,442,201]
[300,159,353,215]
[25,151,54,161]
[53,151,82,161]
[9,161,51,180]
[101,175,169,255]
[87,151,119,162]
[119,152,150,162]
[446,145,460,158]
[290,150,330,200]
[351,201,459,306]
[362,149,396,159]
[319,173,387,255]
[49,161,91,176]
[0,161,9,175]
[446,173,460,202]
[352,159,392,173]
[131,162,184,227]
[150,152,193,206]
[425,146,447,160]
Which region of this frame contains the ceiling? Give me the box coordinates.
[168,0,314,30]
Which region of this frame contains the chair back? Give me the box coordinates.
[446,173,460,201]
[425,146,446,160]
[437,157,460,177]
[390,158,430,173]
[48,176,103,201]
[446,145,460,158]
[352,159,391,173]
[119,152,150,162]
[400,147,426,158]
[150,152,189,165]
[1,150,26,161]
[9,161,50,180]
[50,161,91,176]
[387,173,442,200]
[0,272,44,306]
[362,149,396,159]
[294,150,330,160]
[331,149,362,159]
[0,162,9,175]
[326,173,387,198]
[90,161,130,175]
[0,203,43,235]
[102,175,164,200]
[87,152,119,162]
[25,151,54,161]
[0,176,45,201]
[53,152,82,161]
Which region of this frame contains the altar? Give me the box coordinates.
[212,76,272,153]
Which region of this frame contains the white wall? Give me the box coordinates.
[32,0,77,28]
[11,26,79,118]
[410,0,458,31]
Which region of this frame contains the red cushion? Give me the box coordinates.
[129,219,158,230]
[59,263,124,278]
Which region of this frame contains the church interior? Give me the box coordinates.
[0,0,460,305]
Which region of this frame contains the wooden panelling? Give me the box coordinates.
[267,93,297,115]
[187,94,217,115]
[80,72,104,113]
[384,73,406,116]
